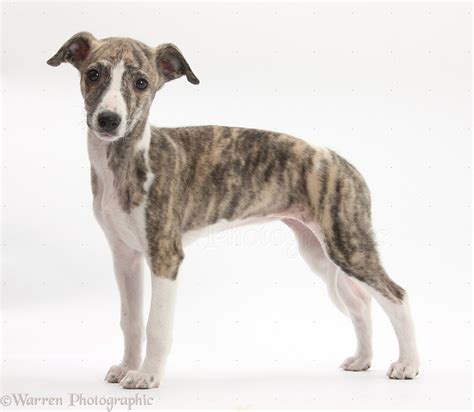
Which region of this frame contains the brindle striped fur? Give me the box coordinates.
[101,121,403,301]
[48,33,404,303]
[48,32,421,385]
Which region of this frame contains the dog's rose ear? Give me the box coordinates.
[155,44,200,85]
[47,32,97,69]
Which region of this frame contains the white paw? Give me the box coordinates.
[105,364,131,383]
[120,370,159,389]
[387,361,419,380]
[340,355,371,371]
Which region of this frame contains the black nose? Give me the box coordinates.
[97,111,121,132]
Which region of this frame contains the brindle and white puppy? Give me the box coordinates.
[47,32,420,389]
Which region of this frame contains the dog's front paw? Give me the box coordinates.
[105,364,132,383]
[387,361,419,380]
[340,355,371,371]
[120,370,159,389]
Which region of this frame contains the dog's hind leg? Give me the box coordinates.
[336,273,373,371]
[283,218,373,371]
[308,151,420,379]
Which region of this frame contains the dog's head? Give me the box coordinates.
[47,32,199,141]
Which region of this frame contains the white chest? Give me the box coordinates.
[95,179,147,253]
[88,136,150,253]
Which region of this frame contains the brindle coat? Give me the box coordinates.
[47,32,419,386]
[47,32,404,301]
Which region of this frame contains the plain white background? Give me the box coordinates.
[1,1,472,409]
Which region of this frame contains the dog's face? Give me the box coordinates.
[47,32,199,141]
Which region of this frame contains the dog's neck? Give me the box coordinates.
[88,116,151,212]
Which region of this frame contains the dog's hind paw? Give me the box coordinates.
[340,355,371,371]
[105,364,131,383]
[120,370,159,389]
[386,361,419,380]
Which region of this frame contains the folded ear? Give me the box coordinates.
[155,44,200,85]
[47,32,97,69]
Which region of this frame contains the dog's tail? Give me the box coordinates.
[327,268,349,317]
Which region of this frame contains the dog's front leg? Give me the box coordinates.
[120,244,182,389]
[120,276,178,389]
[105,242,145,383]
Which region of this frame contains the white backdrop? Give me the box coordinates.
[1,1,472,409]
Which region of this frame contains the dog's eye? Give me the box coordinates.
[135,78,148,90]
[87,69,100,82]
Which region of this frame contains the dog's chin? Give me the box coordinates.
[90,129,122,142]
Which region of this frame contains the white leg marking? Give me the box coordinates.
[120,276,178,389]
[284,219,348,315]
[105,241,145,383]
[297,219,419,378]
[359,281,420,379]
[285,219,373,370]
[337,274,373,371]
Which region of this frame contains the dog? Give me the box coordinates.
[47,32,420,389]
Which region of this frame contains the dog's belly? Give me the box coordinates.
[182,217,274,247]
[181,212,304,247]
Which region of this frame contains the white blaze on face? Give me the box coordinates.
[94,60,127,138]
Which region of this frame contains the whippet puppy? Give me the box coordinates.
[47,32,420,389]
